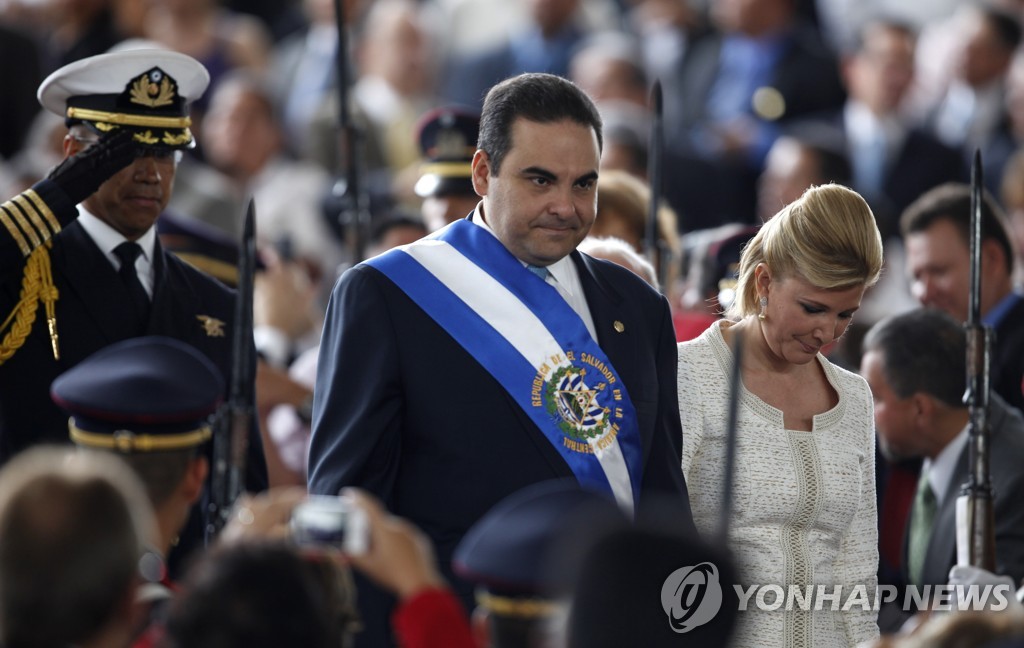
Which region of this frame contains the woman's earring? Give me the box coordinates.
[758,296,768,321]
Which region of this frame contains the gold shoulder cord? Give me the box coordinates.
[0,242,59,365]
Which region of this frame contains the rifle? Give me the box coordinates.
[955,150,996,571]
[328,0,371,265]
[207,198,257,538]
[645,80,674,291]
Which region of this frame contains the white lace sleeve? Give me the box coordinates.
[838,375,880,645]
[677,340,712,483]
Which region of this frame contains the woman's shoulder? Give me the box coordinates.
[677,319,724,358]
[820,357,870,397]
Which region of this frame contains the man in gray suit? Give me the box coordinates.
[861,308,1024,592]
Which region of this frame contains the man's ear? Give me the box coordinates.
[471,149,491,198]
[182,456,209,505]
[981,238,1009,278]
[910,391,934,427]
[62,134,79,158]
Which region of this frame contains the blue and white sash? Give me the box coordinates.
[366,219,643,510]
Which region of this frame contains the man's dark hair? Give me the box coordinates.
[122,448,198,507]
[981,5,1023,53]
[165,543,349,648]
[846,16,917,56]
[899,182,1015,275]
[478,73,603,175]
[369,214,428,248]
[862,308,966,408]
[0,448,148,648]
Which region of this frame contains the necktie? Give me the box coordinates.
[114,241,150,327]
[526,264,549,281]
[855,129,887,196]
[907,469,938,585]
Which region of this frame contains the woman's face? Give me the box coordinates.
[756,268,866,365]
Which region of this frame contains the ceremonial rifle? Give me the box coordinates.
[645,80,670,289]
[207,198,257,538]
[328,0,371,264]
[955,150,996,571]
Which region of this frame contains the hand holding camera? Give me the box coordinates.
[290,493,370,555]
[339,488,446,600]
[219,487,443,601]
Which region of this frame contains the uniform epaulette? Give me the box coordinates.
[0,189,62,258]
[0,243,59,365]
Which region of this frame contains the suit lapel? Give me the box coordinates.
[54,222,142,343]
[572,252,650,461]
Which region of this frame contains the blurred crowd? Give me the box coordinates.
[4,0,1024,646]
[2,0,1023,337]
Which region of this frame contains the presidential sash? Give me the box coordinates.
[366,219,643,510]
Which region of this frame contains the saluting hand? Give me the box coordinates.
[47,129,136,205]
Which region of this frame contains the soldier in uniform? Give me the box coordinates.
[51,334,225,645]
[0,48,266,563]
[452,479,626,648]
[0,48,265,463]
[413,106,482,232]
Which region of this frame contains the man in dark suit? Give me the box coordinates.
[309,72,694,646]
[901,183,1024,414]
[663,0,847,230]
[833,18,965,241]
[861,308,1024,627]
[0,49,266,556]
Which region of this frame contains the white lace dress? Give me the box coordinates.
[677,321,879,647]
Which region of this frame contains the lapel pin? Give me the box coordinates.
[613,320,625,333]
[196,315,225,337]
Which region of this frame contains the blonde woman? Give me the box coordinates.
[677,184,884,647]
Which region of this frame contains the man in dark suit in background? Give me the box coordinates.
[834,18,965,241]
[861,308,1024,629]
[310,72,694,646]
[664,0,846,230]
[0,49,266,561]
[901,183,1024,414]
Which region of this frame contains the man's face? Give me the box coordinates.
[757,138,820,222]
[67,134,176,241]
[959,11,1013,87]
[848,24,915,114]
[860,349,922,462]
[905,219,971,321]
[472,118,600,266]
[421,193,479,232]
[203,87,279,178]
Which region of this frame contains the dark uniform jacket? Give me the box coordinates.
[0,180,266,564]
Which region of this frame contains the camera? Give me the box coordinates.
[290,495,369,555]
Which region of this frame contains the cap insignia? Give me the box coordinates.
[129,69,177,108]
[435,128,469,158]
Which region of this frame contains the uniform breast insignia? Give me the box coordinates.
[532,351,624,455]
[195,315,225,337]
